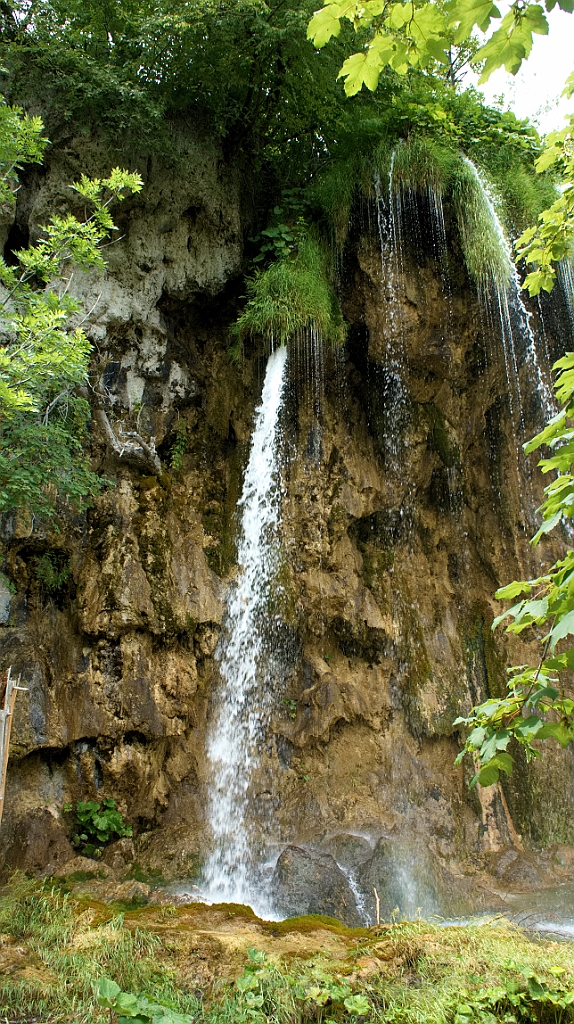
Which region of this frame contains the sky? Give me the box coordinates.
[467,8,574,135]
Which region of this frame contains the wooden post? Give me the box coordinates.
[373,887,380,927]
[0,667,28,830]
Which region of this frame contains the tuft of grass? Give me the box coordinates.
[494,164,559,235]
[235,233,345,348]
[390,136,457,196]
[451,156,513,291]
[0,876,198,1024]
[1,878,574,1024]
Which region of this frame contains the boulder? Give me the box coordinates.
[357,838,440,921]
[487,847,559,890]
[319,833,374,873]
[272,845,362,926]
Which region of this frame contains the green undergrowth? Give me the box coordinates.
[1,877,574,1024]
[451,157,512,291]
[234,233,344,350]
[310,132,556,291]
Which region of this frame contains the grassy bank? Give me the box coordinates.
[0,876,573,1024]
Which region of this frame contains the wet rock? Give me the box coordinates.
[102,837,136,875]
[0,808,74,880]
[272,845,362,926]
[357,838,440,921]
[319,833,374,873]
[0,581,11,624]
[550,844,574,877]
[487,847,560,890]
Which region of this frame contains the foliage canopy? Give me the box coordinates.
[0,93,142,519]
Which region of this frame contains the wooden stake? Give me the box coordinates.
[0,667,28,830]
[373,887,380,927]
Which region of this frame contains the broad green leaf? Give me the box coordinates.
[495,580,532,600]
[470,763,500,787]
[97,978,121,1007]
[537,721,573,746]
[549,609,574,651]
[308,2,345,46]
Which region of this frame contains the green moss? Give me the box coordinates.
[422,404,460,468]
[126,863,167,886]
[264,914,369,938]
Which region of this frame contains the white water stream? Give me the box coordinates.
[462,158,555,422]
[202,344,288,911]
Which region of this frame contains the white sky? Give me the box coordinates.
[467,8,574,136]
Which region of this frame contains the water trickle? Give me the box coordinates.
[202,344,289,913]
[462,158,554,423]
[373,163,409,469]
[559,259,574,330]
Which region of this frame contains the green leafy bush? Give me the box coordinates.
[235,232,344,348]
[35,551,71,596]
[97,978,192,1024]
[64,799,132,858]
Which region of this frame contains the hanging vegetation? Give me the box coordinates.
[451,158,513,291]
[235,233,345,348]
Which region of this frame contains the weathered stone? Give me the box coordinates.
[56,856,115,879]
[272,845,362,926]
[486,847,560,890]
[319,833,374,873]
[1,126,574,915]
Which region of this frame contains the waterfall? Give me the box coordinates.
[373,160,410,468]
[462,158,554,422]
[202,344,288,912]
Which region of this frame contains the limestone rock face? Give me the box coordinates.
[1,129,574,916]
[272,845,362,926]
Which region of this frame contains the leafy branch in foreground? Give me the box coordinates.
[516,71,574,296]
[455,352,574,787]
[0,93,143,519]
[307,0,573,99]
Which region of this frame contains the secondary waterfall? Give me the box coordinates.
[202,344,289,911]
[462,158,554,423]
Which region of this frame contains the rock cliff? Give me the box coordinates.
[1,127,573,919]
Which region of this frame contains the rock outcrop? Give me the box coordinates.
[1,127,574,919]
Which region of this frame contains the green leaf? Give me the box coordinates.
[344,995,371,1015]
[549,609,574,651]
[495,580,532,600]
[471,763,500,787]
[116,993,140,1016]
[97,978,121,1007]
[537,721,573,746]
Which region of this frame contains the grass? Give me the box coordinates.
[389,137,456,197]
[1,877,573,1024]
[0,876,198,1024]
[451,157,513,291]
[235,233,344,349]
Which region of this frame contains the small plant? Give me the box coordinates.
[283,698,297,719]
[344,995,371,1016]
[454,970,574,1024]
[235,232,345,347]
[97,978,192,1024]
[35,551,71,596]
[169,419,187,472]
[64,798,132,858]
[251,216,296,264]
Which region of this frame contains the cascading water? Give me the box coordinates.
[373,160,410,470]
[462,158,555,423]
[202,344,289,913]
